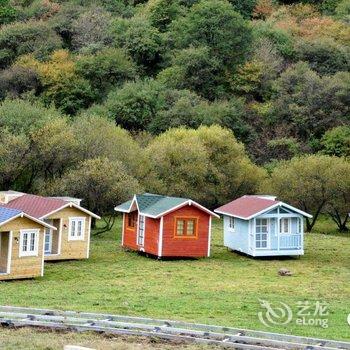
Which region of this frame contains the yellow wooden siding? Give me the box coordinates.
[44,207,91,261]
[0,217,44,281]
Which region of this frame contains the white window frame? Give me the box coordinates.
[44,228,53,254]
[228,216,235,231]
[280,218,291,234]
[19,229,40,257]
[298,217,302,234]
[68,217,85,241]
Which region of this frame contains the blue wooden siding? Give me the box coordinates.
[223,216,250,254]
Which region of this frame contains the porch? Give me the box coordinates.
[250,214,304,255]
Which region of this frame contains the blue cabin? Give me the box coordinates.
[214,195,312,257]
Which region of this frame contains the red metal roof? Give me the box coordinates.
[5,194,67,219]
[215,195,279,219]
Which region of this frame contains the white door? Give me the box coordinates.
[44,228,52,254]
[255,218,269,249]
[137,215,145,246]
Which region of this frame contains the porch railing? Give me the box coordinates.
[279,234,302,250]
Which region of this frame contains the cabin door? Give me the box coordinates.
[255,218,269,249]
[137,215,145,246]
[0,232,10,274]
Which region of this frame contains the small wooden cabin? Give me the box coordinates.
[0,206,56,280]
[4,194,100,261]
[214,195,312,257]
[115,193,219,258]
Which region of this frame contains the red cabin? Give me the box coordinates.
[114,193,219,258]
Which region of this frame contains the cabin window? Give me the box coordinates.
[68,217,85,240]
[228,217,235,231]
[19,229,39,257]
[127,212,138,229]
[175,218,198,238]
[280,218,290,234]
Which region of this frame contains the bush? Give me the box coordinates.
[0,21,62,68]
[321,126,350,157]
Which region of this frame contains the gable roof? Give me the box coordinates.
[115,193,219,219]
[5,194,100,220]
[0,206,22,224]
[0,205,56,230]
[214,195,312,220]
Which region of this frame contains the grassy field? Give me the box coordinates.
[0,216,349,344]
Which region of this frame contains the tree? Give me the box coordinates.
[0,99,62,134]
[71,114,147,180]
[170,0,252,69]
[158,46,227,100]
[103,79,164,131]
[0,20,62,68]
[0,129,29,190]
[272,62,350,142]
[265,155,345,231]
[0,0,17,25]
[18,50,95,114]
[326,159,350,231]
[229,0,257,18]
[28,118,78,186]
[146,125,265,207]
[0,66,40,100]
[71,6,113,52]
[321,126,350,157]
[112,16,163,73]
[295,38,350,75]
[76,47,138,100]
[56,157,141,232]
[142,0,183,31]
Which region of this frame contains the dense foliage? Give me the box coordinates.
[0,0,349,231]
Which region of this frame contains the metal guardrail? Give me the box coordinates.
[0,306,349,350]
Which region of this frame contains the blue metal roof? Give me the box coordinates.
[0,206,22,225]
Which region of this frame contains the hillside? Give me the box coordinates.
[0,0,349,228]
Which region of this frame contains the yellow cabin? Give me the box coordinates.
[0,207,56,280]
[1,192,100,261]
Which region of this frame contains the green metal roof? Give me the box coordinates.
[137,194,188,217]
[115,199,133,212]
[115,193,218,218]
[115,193,188,217]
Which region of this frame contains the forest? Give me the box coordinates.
[0,0,349,231]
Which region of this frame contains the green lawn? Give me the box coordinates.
[0,216,349,341]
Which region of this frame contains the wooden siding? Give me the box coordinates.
[122,212,138,250]
[144,217,160,255]
[44,207,90,261]
[0,217,44,280]
[162,205,210,258]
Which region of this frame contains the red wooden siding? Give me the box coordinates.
[122,212,138,250]
[144,217,160,255]
[161,205,210,258]
[122,205,210,258]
